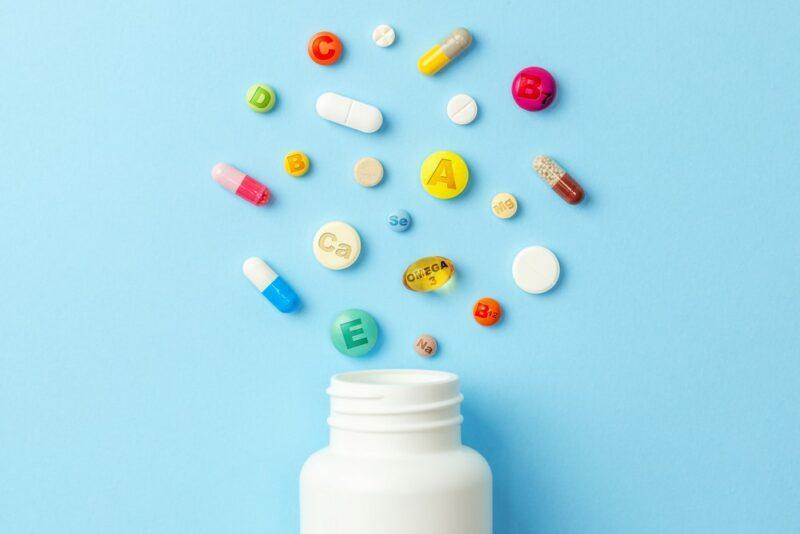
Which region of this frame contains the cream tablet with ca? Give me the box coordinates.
[316,92,383,133]
[313,221,362,270]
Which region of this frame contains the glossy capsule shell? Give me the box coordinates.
[532,155,585,205]
[212,163,270,206]
[243,257,300,313]
[402,256,455,292]
[418,28,472,76]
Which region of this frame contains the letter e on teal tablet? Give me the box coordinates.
[331,309,379,357]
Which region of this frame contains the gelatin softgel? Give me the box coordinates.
[403,256,455,292]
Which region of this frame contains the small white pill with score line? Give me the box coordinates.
[372,24,396,47]
[447,94,478,125]
[512,246,560,294]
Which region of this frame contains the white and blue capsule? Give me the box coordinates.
[243,257,300,313]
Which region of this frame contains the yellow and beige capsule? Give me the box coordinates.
[418,28,473,76]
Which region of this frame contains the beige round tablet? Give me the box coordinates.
[491,192,518,219]
[313,221,362,270]
[354,157,384,187]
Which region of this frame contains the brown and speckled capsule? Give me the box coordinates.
[532,155,585,205]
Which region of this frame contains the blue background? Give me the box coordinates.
[1,1,799,532]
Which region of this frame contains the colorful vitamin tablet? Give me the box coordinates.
[313,221,362,270]
[372,24,396,47]
[512,67,556,111]
[414,334,438,357]
[242,257,300,313]
[420,151,469,199]
[331,309,379,357]
[532,155,585,204]
[387,209,411,232]
[491,192,518,219]
[418,28,472,76]
[512,246,560,294]
[308,31,343,65]
[211,163,270,206]
[403,256,455,292]
[447,94,478,125]
[284,151,310,177]
[473,297,502,326]
[353,157,384,187]
[316,92,383,134]
[246,83,276,113]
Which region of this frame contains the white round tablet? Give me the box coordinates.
[313,221,362,270]
[447,94,478,125]
[354,157,384,187]
[512,246,560,294]
[372,24,396,47]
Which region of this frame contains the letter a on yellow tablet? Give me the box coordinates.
[420,150,469,199]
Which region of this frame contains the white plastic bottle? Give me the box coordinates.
[300,369,492,534]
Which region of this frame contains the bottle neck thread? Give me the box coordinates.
[326,369,464,454]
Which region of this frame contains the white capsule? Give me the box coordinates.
[316,92,383,134]
[243,257,300,313]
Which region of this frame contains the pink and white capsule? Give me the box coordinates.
[212,163,271,206]
[243,257,300,313]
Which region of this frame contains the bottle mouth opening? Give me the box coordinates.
[327,369,463,432]
[333,369,458,387]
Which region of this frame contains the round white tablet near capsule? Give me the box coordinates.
[313,221,362,270]
[372,24,396,47]
[354,157,384,187]
[512,246,560,294]
[447,94,478,125]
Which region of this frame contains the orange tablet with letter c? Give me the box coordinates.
[308,31,343,66]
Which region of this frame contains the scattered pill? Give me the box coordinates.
[313,221,362,270]
[446,94,478,125]
[473,297,502,326]
[284,151,310,177]
[316,92,383,134]
[372,24,396,47]
[414,334,438,357]
[246,83,276,113]
[211,163,270,206]
[532,155,585,204]
[331,309,379,357]
[353,157,384,187]
[403,256,455,292]
[512,246,560,294]
[387,209,411,232]
[512,67,556,111]
[242,257,300,313]
[418,28,472,76]
[420,151,469,199]
[491,192,518,219]
[308,31,343,65]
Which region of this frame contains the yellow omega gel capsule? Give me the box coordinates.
[418,28,472,76]
[402,256,455,292]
